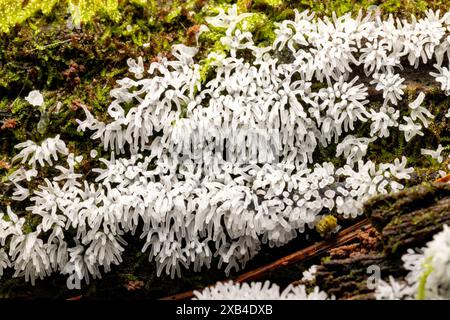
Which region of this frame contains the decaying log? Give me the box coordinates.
[313,181,450,299]
[161,181,450,300]
[366,182,450,254]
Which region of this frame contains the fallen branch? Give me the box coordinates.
[436,173,450,183]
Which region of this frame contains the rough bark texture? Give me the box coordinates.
[312,182,450,299]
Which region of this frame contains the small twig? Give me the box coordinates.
[31,39,71,52]
[160,218,371,300]
[234,219,371,283]
[436,173,450,183]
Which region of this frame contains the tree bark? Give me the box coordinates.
[313,181,450,299]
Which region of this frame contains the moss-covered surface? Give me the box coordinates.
[1,0,450,299]
[366,182,450,254]
[309,182,450,300]
[2,1,450,169]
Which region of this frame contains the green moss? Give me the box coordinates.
[198,49,226,83]
[286,0,448,18]
[237,0,252,12]
[164,4,182,23]
[10,99,31,116]
[237,12,276,43]
[0,0,124,34]
[380,0,429,15]
[417,257,433,300]
[254,0,284,8]
[390,240,401,254]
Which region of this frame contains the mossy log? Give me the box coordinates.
[312,182,450,299]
